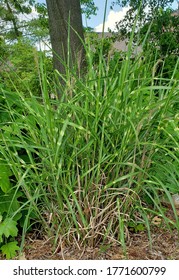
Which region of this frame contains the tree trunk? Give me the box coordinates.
[46,0,85,80]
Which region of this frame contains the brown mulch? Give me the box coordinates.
[1,207,179,260]
[21,227,179,260]
[0,228,179,260]
[20,206,179,260]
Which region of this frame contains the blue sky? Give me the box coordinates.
[82,0,118,28]
[37,0,116,28]
[37,0,178,31]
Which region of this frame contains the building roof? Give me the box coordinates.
[96,32,142,54]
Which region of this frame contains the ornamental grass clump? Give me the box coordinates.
[0,27,178,256]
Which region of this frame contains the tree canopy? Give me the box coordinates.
[0,0,35,40]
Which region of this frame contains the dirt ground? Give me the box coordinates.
[0,228,179,260]
[19,207,179,260]
[1,208,179,260]
[20,227,179,260]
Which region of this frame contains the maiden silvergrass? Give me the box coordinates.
[0,2,178,256]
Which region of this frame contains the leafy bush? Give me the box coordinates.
[0,39,53,97]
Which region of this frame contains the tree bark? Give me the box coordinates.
[46,0,85,79]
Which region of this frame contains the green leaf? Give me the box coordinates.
[1,241,20,259]
[135,223,145,232]
[0,189,22,219]
[0,218,18,242]
[0,159,12,193]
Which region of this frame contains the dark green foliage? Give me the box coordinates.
[140,8,179,78]
[81,0,98,18]
[113,0,175,11]
[113,3,178,80]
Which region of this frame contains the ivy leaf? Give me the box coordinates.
[1,241,20,259]
[0,218,18,242]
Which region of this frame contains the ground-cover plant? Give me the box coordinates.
[0,158,21,259]
[0,89,41,258]
[0,32,179,258]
